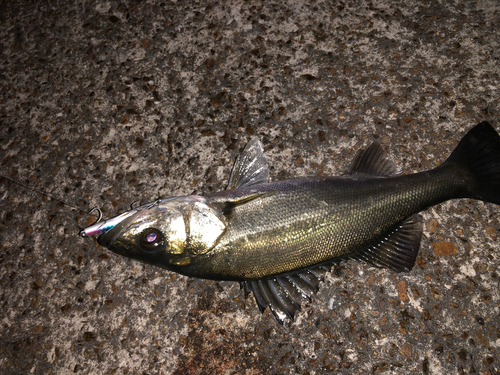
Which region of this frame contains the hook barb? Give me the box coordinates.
[130,200,141,210]
[87,207,102,225]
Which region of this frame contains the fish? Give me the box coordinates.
[80,121,500,324]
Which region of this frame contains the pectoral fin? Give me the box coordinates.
[221,191,276,217]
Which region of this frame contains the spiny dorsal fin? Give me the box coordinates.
[240,263,335,324]
[348,141,403,177]
[228,139,270,189]
[349,214,423,272]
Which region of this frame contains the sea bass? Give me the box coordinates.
[80,122,500,324]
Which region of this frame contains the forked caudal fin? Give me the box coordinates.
[445,121,500,205]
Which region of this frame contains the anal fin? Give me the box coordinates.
[240,264,334,324]
[349,214,423,272]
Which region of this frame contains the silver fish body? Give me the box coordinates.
[196,166,466,280]
[80,122,500,323]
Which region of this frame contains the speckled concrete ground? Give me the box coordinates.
[0,0,499,374]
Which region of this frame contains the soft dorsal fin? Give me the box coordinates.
[348,214,423,272]
[348,141,403,177]
[227,139,270,189]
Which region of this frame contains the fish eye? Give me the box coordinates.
[139,228,164,251]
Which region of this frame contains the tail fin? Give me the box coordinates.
[446,121,500,204]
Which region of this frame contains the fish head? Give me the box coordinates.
[80,196,228,270]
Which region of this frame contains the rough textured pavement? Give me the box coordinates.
[1,1,499,374]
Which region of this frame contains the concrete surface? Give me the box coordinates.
[0,0,499,374]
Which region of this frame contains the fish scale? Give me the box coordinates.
[202,166,467,279]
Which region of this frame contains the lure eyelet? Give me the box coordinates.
[139,228,164,251]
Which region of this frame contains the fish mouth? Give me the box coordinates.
[79,210,137,238]
[79,200,161,239]
[79,208,148,251]
[79,199,173,244]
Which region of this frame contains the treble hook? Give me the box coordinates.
[130,200,141,210]
[87,207,102,225]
